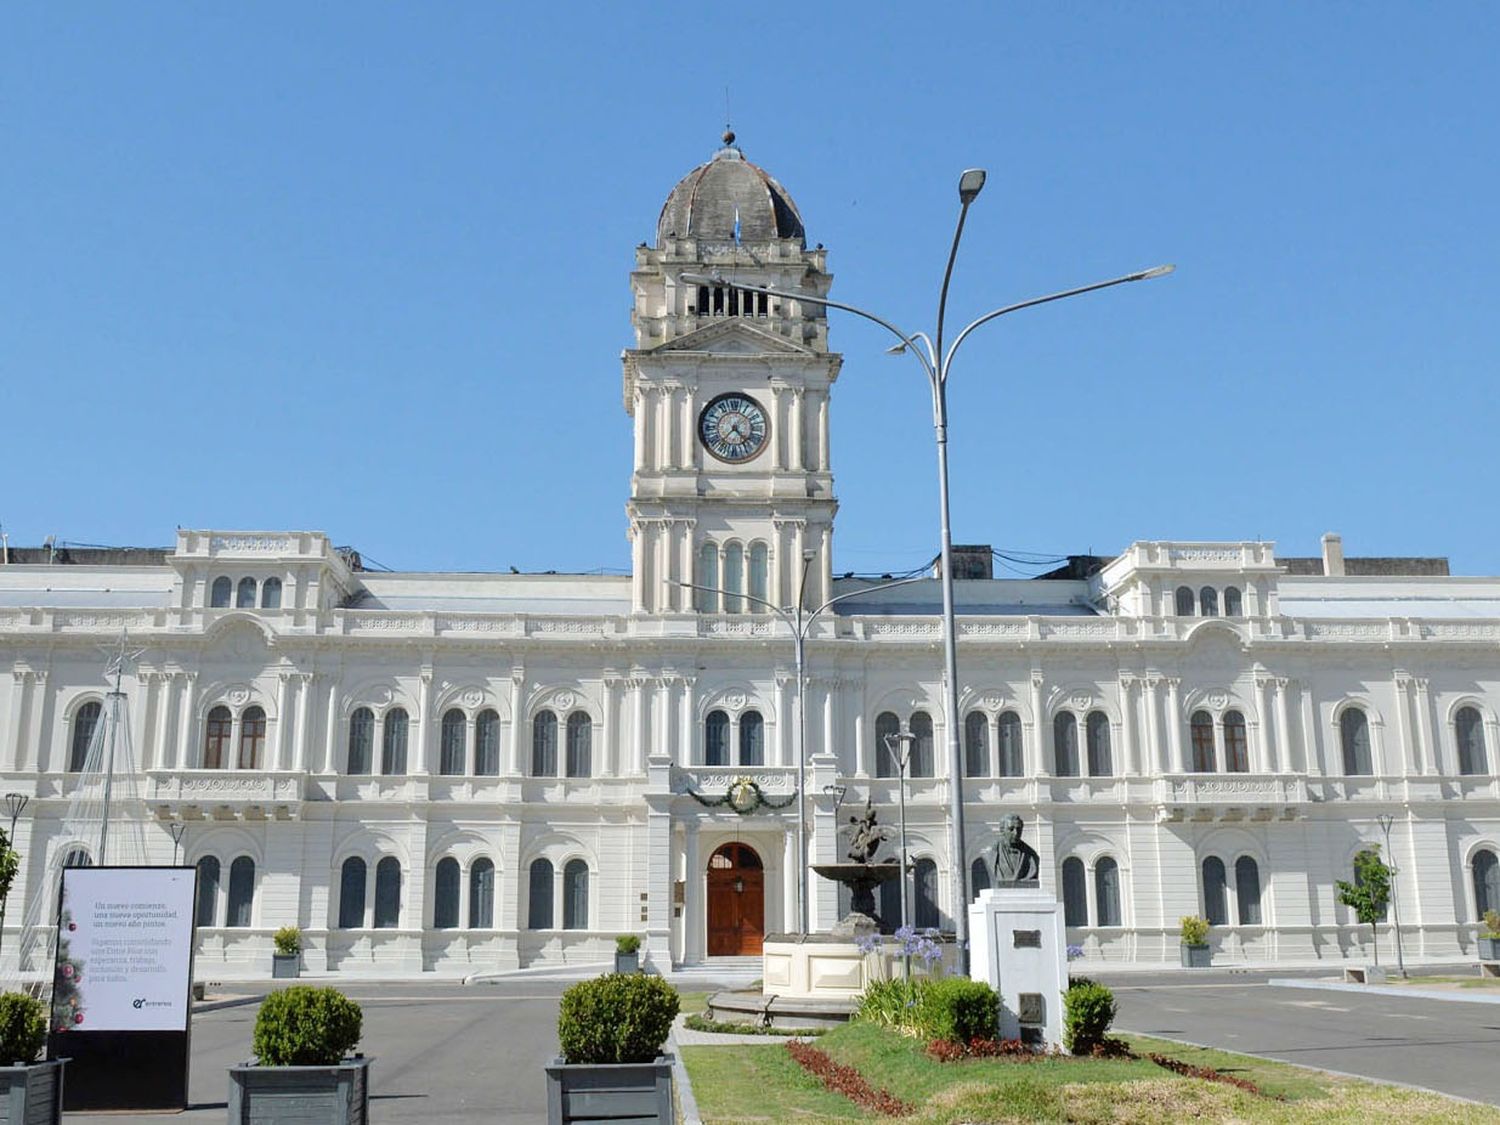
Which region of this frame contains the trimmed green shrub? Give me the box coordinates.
[1179,915,1210,945]
[273,926,302,956]
[922,978,998,1044]
[0,992,45,1064]
[558,973,679,1064]
[615,934,641,955]
[252,986,363,1066]
[1063,981,1117,1055]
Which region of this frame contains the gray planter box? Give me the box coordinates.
[227,1057,370,1125]
[271,953,301,979]
[545,1055,672,1125]
[1478,936,1500,961]
[1180,943,1212,968]
[613,950,639,974]
[0,1059,65,1124]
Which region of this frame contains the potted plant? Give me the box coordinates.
[1179,915,1212,967]
[228,986,368,1124]
[272,926,302,979]
[1480,911,1500,962]
[614,934,641,974]
[0,992,63,1122]
[545,973,679,1125]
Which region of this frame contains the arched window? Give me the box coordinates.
[723,543,744,613]
[1190,711,1215,773]
[562,859,589,930]
[260,578,283,609]
[338,857,366,928]
[696,542,719,612]
[1199,586,1219,616]
[195,856,220,927]
[532,711,558,776]
[909,712,934,777]
[227,856,255,927]
[204,705,233,770]
[69,700,102,772]
[238,706,266,769]
[60,846,92,868]
[1474,850,1500,919]
[964,712,988,777]
[373,857,401,928]
[1202,856,1228,926]
[1174,586,1194,616]
[913,858,940,929]
[1095,857,1121,926]
[1054,713,1079,777]
[347,707,374,774]
[565,712,592,778]
[998,711,1023,777]
[1062,858,1087,926]
[748,542,769,612]
[433,857,460,929]
[1223,586,1243,616]
[210,576,232,608]
[236,577,257,609]
[527,859,554,929]
[875,712,900,778]
[705,710,730,767]
[1457,707,1488,776]
[1223,710,1249,773]
[475,710,500,776]
[739,711,764,766]
[971,856,991,897]
[440,709,466,776]
[469,858,495,929]
[382,709,409,775]
[1086,712,1112,777]
[1340,707,1373,775]
[1235,856,1262,925]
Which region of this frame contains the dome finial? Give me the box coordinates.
[722,127,735,147]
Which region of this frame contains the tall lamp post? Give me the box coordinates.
[1377,813,1408,978]
[684,172,1172,968]
[679,570,923,934]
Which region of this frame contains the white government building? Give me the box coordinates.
[5,139,1500,978]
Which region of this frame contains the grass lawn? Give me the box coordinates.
[681,1020,1494,1123]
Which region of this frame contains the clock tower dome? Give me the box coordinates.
[624,136,840,616]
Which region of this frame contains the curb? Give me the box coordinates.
[1267,977,1500,1005]
[194,993,266,1014]
[667,1031,703,1125]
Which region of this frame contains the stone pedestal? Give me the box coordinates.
[968,887,1067,1049]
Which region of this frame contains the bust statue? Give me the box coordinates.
[992,812,1040,885]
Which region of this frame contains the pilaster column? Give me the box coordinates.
[1414,677,1438,775]
[816,391,830,471]
[7,669,30,772]
[601,677,619,777]
[775,673,793,768]
[160,672,182,771]
[131,671,157,771]
[791,523,807,610]
[782,827,798,934]
[275,672,294,771]
[507,670,526,775]
[1166,677,1186,773]
[632,389,647,471]
[414,668,435,775]
[321,677,341,774]
[293,673,313,771]
[177,672,199,770]
[790,388,805,472]
[821,676,836,762]
[1274,677,1292,774]
[1119,674,1138,775]
[1255,674,1277,772]
[853,709,868,777]
[769,387,785,471]
[682,820,701,963]
[1392,672,1417,774]
[770,519,788,609]
[1030,672,1049,777]
[1142,676,1163,773]
[676,676,696,765]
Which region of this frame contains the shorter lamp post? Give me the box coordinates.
[883,730,917,982]
[170,821,188,866]
[1377,813,1408,978]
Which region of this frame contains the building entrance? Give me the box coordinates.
[706,843,764,956]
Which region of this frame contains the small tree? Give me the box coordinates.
[0,828,21,963]
[1336,847,1391,965]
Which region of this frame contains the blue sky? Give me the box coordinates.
[5,4,1498,575]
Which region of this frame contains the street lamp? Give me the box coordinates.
[170,821,188,866]
[1376,813,1408,978]
[683,172,1173,969]
[679,571,924,934]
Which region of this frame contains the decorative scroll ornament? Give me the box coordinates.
[684,774,798,815]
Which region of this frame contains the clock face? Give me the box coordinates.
[698,393,769,463]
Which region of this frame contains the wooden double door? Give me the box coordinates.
[706,843,764,956]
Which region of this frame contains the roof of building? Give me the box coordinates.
[656,134,805,247]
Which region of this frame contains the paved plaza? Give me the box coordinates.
[59,968,1500,1122]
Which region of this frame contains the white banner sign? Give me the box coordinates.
[53,867,196,1033]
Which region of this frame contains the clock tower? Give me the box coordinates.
[624,135,840,616]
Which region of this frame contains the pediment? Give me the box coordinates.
[652,320,814,357]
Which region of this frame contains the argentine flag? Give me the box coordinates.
[733,205,741,246]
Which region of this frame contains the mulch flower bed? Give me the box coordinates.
[785,1038,913,1117]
